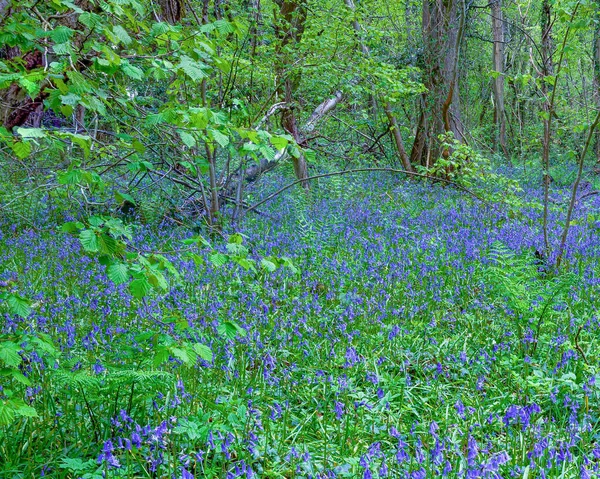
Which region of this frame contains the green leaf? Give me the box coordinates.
[209,252,228,267]
[260,258,277,272]
[97,233,117,255]
[121,63,144,80]
[113,25,132,45]
[7,294,31,318]
[178,56,208,81]
[48,26,75,43]
[209,128,229,147]
[130,279,151,299]
[0,343,21,368]
[193,343,213,362]
[107,263,129,285]
[171,347,193,365]
[79,229,99,253]
[16,127,46,139]
[58,170,83,185]
[14,403,38,418]
[0,402,15,426]
[217,321,246,339]
[12,141,31,159]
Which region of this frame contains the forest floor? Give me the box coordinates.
[1,172,600,478]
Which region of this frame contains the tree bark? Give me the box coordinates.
[345,0,413,172]
[274,0,310,187]
[410,0,466,166]
[491,0,508,159]
[594,13,600,165]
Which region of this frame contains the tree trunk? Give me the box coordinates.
[594,14,600,165]
[274,0,309,187]
[410,0,466,166]
[540,0,554,254]
[345,0,413,172]
[491,0,508,159]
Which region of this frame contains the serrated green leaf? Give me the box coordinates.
[121,63,144,80]
[178,56,208,81]
[107,263,129,285]
[0,402,15,426]
[209,252,228,267]
[113,25,132,45]
[16,127,46,139]
[7,294,31,318]
[0,343,21,368]
[217,321,246,339]
[79,229,99,253]
[12,141,31,159]
[130,279,151,298]
[193,343,213,362]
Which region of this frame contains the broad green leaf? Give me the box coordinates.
[107,263,129,285]
[79,229,99,253]
[7,294,31,318]
[193,343,213,362]
[121,63,144,80]
[12,141,31,159]
[113,25,132,45]
[0,402,15,426]
[16,128,46,139]
[130,279,151,298]
[0,343,21,368]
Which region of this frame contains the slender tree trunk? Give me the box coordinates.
[540,0,554,255]
[410,0,466,166]
[345,0,413,172]
[491,0,508,159]
[594,16,600,165]
[274,0,309,187]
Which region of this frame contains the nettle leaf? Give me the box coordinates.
[79,229,99,253]
[107,263,129,285]
[129,278,151,299]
